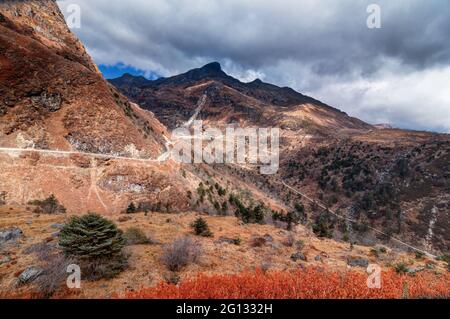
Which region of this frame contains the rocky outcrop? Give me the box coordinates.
[0,227,23,243]
[291,252,307,262]
[17,266,43,285]
[347,256,369,268]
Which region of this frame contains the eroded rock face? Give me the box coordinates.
[0,150,191,214]
[31,92,62,112]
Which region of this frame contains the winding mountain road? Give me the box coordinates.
[280,180,437,258]
[0,92,438,258]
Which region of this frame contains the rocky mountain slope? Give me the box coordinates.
[111,64,450,255]
[0,1,190,213]
[0,0,166,155]
[0,0,448,299]
[110,62,371,135]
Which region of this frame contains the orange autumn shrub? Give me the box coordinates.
[122,268,450,299]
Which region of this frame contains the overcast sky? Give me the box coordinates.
[57,0,450,133]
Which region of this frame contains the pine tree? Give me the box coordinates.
[59,213,126,260]
[252,204,265,224]
[190,217,213,237]
[126,202,137,214]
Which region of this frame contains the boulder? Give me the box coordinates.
[347,256,369,268]
[17,266,43,285]
[118,216,132,223]
[0,255,11,265]
[263,234,274,243]
[291,252,307,262]
[0,227,23,243]
[217,236,238,245]
[250,236,266,247]
[51,223,64,230]
[407,266,425,274]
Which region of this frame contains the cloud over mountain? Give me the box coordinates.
[58,0,450,132]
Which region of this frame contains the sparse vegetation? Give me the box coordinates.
[272,210,301,230]
[282,233,295,247]
[250,235,267,247]
[190,217,213,237]
[415,251,425,260]
[124,227,154,245]
[0,191,6,205]
[35,254,76,298]
[229,194,266,224]
[197,183,206,203]
[29,194,66,215]
[312,210,336,238]
[437,254,450,272]
[125,202,137,214]
[161,236,202,272]
[394,262,409,274]
[163,271,181,285]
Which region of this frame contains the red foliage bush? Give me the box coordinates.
[122,268,450,299]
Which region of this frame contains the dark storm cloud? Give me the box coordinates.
[57,0,450,132]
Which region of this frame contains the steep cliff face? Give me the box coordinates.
[0,1,191,214]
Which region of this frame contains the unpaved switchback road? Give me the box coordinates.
[0,147,166,163]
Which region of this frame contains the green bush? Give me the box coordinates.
[124,227,153,245]
[0,191,6,206]
[232,196,266,224]
[29,194,66,214]
[415,251,425,260]
[126,202,137,214]
[191,217,213,237]
[197,183,206,203]
[233,237,241,246]
[273,210,302,230]
[312,210,335,238]
[59,213,127,280]
[437,253,450,272]
[394,262,409,274]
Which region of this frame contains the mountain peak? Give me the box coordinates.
[121,73,146,80]
[194,61,226,78]
[200,62,222,72]
[154,61,228,86]
[109,73,150,87]
[249,78,263,84]
[121,73,135,79]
